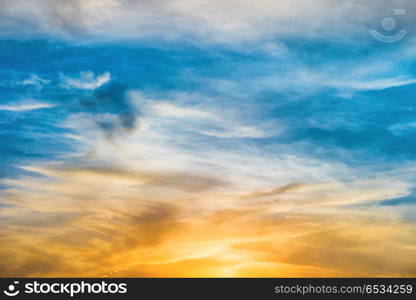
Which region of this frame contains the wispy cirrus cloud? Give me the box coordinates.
[0,0,413,45]
[1,159,415,277]
[17,74,51,88]
[2,0,416,278]
[60,71,111,90]
[0,100,55,112]
[136,94,279,139]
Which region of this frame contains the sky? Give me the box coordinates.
[1,0,416,277]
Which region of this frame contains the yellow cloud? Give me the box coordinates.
[1,164,415,277]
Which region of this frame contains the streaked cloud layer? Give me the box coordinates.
[1,0,416,277]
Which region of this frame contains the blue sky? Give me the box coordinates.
[1,0,416,277]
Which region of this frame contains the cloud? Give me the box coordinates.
[0,0,412,45]
[60,71,111,90]
[130,92,280,139]
[240,179,411,208]
[18,74,51,88]
[237,58,416,98]
[18,164,229,194]
[1,161,415,276]
[389,122,416,136]
[63,112,139,142]
[2,0,416,278]
[2,85,416,276]
[0,100,55,111]
[327,77,416,92]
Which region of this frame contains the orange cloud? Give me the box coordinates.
[1,164,415,277]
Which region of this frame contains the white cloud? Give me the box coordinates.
[18,74,50,88]
[131,92,279,139]
[327,77,416,92]
[60,71,111,90]
[149,102,214,120]
[0,0,412,45]
[58,90,416,202]
[222,54,416,99]
[389,122,416,136]
[0,100,55,111]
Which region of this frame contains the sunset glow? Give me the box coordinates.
[1,0,416,277]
